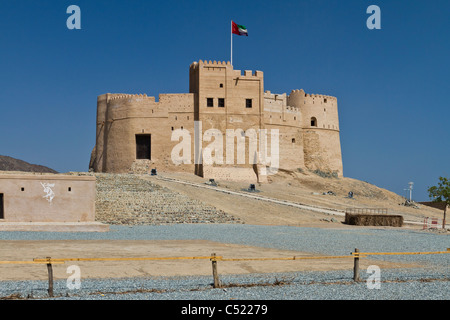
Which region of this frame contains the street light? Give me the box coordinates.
[408,182,414,202]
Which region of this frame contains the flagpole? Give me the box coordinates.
[231,20,233,66]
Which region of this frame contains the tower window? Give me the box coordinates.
[324,98,327,103]
[218,98,225,108]
[246,99,252,108]
[207,98,214,107]
[292,138,296,143]
[219,83,223,88]
[311,117,317,127]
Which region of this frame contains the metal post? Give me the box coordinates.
[230,21,233,66]
[353,249,360,282]
[408,182,414,202]
[46,257,54,297]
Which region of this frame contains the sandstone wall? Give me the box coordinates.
[189,61,264,178]
[0,174,96,222]
[92,61,344,179]
[94,93,195,174]
[288,89,343,176]
[264,91,305,170]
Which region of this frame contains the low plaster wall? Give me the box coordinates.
[0,174,96,223]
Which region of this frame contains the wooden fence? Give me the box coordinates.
[0,248,449,297]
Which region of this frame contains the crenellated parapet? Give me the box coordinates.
[288,89,337,105]
[199,60,231,66]
[101,93,195,122]
[190,60,231,72]
[107,93,156,101]
[233,69,263,79]
[190,60,263,78]
[287,89,339,131]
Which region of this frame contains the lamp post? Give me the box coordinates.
[408,182,414,202]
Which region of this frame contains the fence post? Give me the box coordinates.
[353,249,360,282]
[46,257,54,297]
[211,253,221,288]
[443,205,447,229]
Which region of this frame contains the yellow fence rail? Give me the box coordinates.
[33,256,219,263]
[0,248,448,297]
[352,250,450,257]
[0,260,64,265]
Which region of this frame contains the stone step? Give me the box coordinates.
[94,173,241,225]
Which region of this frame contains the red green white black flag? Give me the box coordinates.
[232,21,248,36]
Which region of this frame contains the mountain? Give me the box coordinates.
[0,155,58,173]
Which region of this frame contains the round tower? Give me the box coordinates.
[91,94,109,172]
[288,89,343,176]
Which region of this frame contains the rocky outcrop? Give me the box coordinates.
[0,155,58,173]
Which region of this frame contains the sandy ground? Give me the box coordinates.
[144,171,445,228]
[0,240,419,281]
[0,170,445,282]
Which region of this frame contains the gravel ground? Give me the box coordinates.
[0,269,449,300]
[0,224,448,300]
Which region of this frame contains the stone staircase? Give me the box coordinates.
[129,160,152,174]
[95,173,241,225]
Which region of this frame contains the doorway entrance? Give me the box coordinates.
[136,134,151,160]
[0,194,4,219]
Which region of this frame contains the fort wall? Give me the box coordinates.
[288,89,343,176]
[92,61,343,179]
[189,60,265,178]
[94,93,195,174]
[263,91,305,170]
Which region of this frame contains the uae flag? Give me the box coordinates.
[232,21,248,36]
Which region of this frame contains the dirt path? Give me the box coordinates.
[145,173,442,228]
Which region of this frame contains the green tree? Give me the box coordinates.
[427,177,450,205]
[427,177,449,228]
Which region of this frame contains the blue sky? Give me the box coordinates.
[0,0,449,201]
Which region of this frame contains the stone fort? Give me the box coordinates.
[90,60,343,181]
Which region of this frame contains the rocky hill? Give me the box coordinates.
[0,155,58,173]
